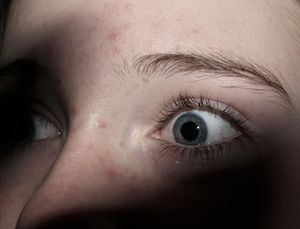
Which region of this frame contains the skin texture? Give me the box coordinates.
[0,0,300,228]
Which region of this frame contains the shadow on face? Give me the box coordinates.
[18,158,270,229]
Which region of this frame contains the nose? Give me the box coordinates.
[15,129,156,229]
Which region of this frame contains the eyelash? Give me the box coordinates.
[152,91,252,163]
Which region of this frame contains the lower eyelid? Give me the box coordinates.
[146,132,259,174]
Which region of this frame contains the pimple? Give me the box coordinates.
[97,154,119,179]
[108,31,118,41]
[98,121,108,129]
[124,3,132,11]
[105,167,117,178]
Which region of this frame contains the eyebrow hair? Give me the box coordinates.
[131,51,291,107]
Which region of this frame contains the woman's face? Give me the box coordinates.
[0,0,300,228]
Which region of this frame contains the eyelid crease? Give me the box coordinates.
[131,51,292,109]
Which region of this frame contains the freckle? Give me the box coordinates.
[99,121,107,129]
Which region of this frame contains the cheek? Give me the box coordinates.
[0,139,61,228]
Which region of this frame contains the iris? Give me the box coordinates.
[173,112,208,145]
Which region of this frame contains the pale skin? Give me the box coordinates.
[0,0,300,228]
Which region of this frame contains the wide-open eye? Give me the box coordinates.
[168,110,241,146]
[150,94,255,165]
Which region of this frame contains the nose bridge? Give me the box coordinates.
[16,125,133,229]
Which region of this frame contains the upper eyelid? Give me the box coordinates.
[153,92,249,135]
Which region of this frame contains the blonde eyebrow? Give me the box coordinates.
[132,51,291,107]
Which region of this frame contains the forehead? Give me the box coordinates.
[2,0,300,84]
[4,0,300,52]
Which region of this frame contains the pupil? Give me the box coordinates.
[180,121,200,141]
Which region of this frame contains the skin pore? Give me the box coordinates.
[0,0,300,228]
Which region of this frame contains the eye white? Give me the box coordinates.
[32,113,61,141]
[196,111,240,144]
[164,110,241,145]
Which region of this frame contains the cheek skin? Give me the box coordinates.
[0,140,61,229]
[98,121,108,129]
[15,127,173,228]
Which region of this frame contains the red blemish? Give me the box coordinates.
[111,46,121,55]
[70,105,78,117]
[99,121,107,129]
[108,32,118,41]
[105,167,117,178]
[125,3,132,10]
[98,154,118,178]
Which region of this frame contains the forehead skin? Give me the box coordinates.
[2,0,300,109]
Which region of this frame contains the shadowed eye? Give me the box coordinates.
[0,99,61,151]
[31,112,61,141]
